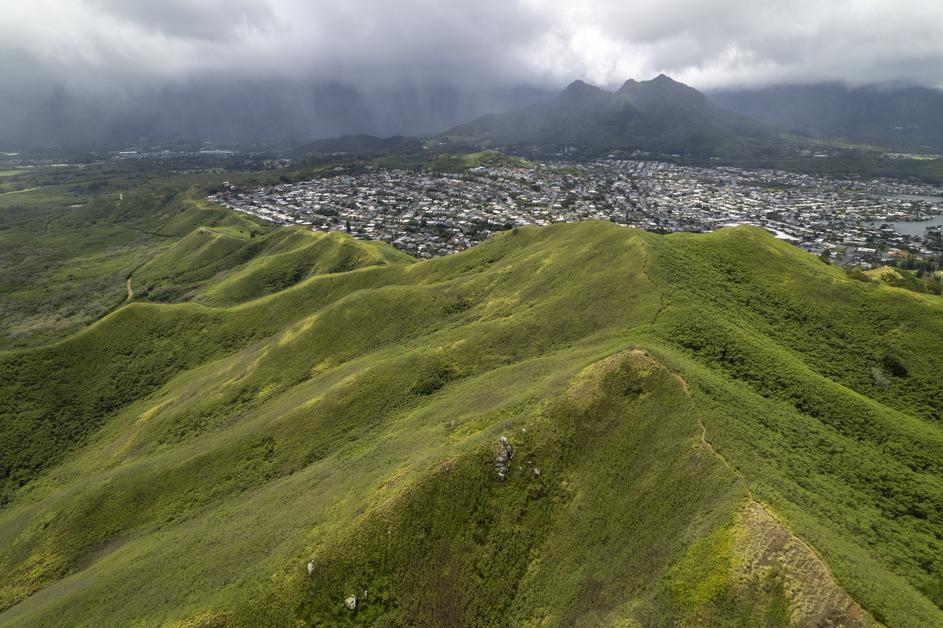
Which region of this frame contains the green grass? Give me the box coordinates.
[856,266,943,295]
[0,206,940,626]
[668,527,737,621]
[0,173,271,350]
[136,226,411,305]
[424,150,531,172]
[0,186,159,349]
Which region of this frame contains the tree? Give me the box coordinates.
[345,219,351,234]
[819,249,831,264]
[927,230,943,264]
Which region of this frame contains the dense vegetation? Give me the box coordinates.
[0,176,941,626]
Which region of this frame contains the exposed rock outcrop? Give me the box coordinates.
[495,435,513,480]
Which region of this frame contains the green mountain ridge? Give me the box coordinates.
[1,206,942,625]
[134,225,410,305]
[443,75,793,158]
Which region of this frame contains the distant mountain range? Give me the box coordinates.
[443,75,790,158]
[6,75,943,157]
[709,83,943,153]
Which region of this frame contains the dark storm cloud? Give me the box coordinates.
[86,0,277,41]
[0,0,552,95]
[3,0,943,95]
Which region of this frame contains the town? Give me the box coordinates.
[210,159,943,267]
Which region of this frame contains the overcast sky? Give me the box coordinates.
[3,0,943,99]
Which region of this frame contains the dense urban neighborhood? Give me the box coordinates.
[210,159,943,267]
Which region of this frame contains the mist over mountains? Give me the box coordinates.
[10,74,943,157]
[709,83,943,153]
[6,0,943,153]
[0,82,554,149]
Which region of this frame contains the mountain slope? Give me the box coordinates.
[444,75,789,157]
[0,182,269,350]
[710,82,943,152]
[134,226,411,305]
[0,221,941,626]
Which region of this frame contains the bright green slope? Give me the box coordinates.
[135,226,411,305]
[0,221,941,626]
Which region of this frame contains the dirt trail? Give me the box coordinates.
[126,277,134,300]
[670,368,878,626]
[672,371,746,487]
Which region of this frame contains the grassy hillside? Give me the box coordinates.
[424,150,531,172]
[136,226,411,305]
[0,180,268,349]
[0,219,941,626]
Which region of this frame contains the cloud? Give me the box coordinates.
[86,0,276,41]
[1,0,943,110]
[518,0,943,89]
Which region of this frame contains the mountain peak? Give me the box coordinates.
[446,72,778,156]
[559,79,608,104]
[618,74,706,105]
[618,75,688,93]
[643,74,693,92]
[563,79,602,93]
